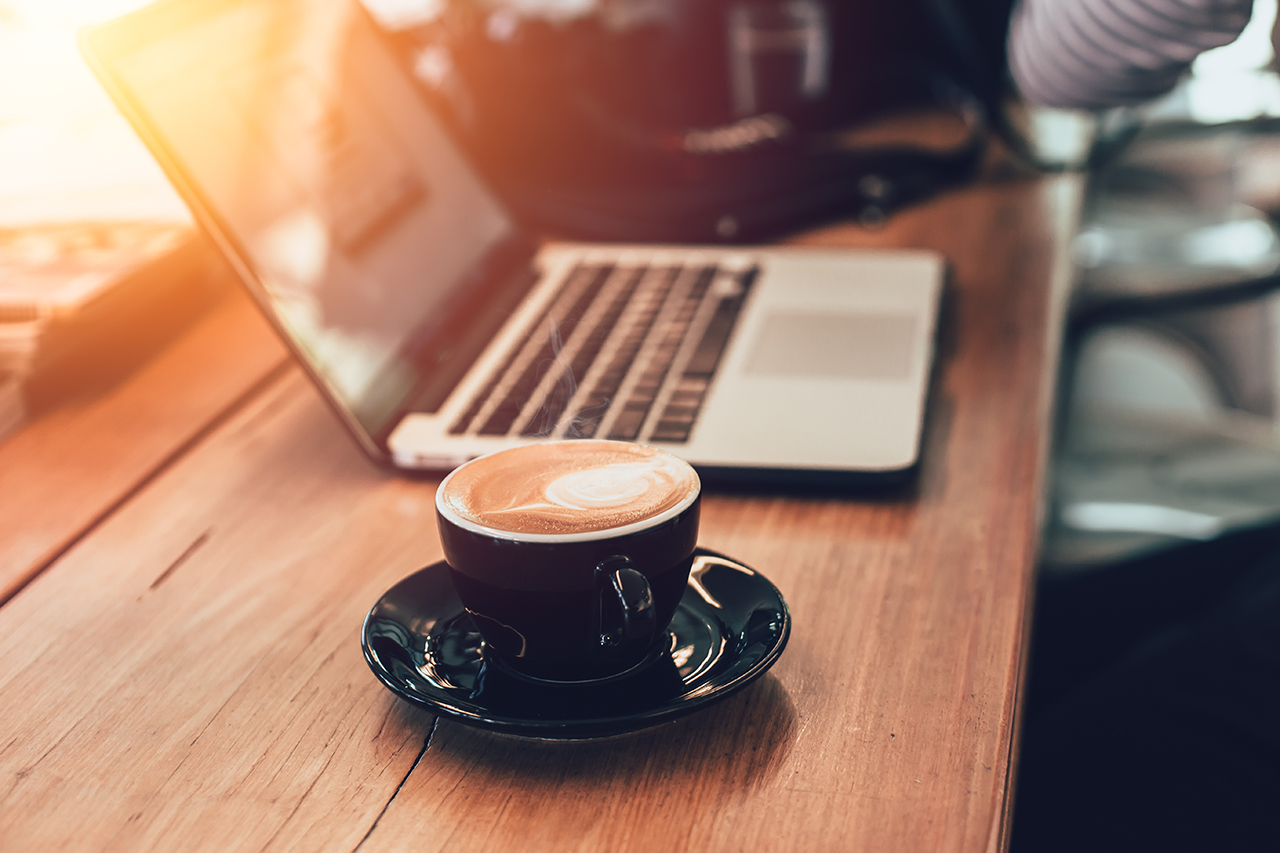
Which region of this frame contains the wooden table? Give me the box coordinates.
[0,170,1078,852]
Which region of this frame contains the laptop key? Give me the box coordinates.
[607,403,651,441]
[564,266,681,438]
[647,267,756,444]
[459,261,750,443]
[449,263,600,434]
[607,266,717,441]
[520,266,645,437]
[476,264,613,435]
[684,268,755,378]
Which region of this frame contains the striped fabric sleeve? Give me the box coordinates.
[1007,0,1255,109]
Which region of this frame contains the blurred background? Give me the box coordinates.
[0,0,185,224]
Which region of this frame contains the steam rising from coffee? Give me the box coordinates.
[440,442,698,535]
[525,316,575,438]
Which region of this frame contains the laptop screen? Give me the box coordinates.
[102,0,519,435]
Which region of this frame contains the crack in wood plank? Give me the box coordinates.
[353,717,437,853]
[149,529,212,591]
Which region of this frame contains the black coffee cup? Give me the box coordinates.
[435,442,701,682]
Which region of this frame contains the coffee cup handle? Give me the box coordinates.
[595,556,657,650]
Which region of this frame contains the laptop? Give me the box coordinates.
[80,0,944,483]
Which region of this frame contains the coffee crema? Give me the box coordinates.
[439,441,699,536]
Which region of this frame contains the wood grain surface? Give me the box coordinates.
[0,172,1078,853]
[0,289,289,605]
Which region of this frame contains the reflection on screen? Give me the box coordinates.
[113,0,516,433]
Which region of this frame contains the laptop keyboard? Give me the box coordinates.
[446,260,757,444]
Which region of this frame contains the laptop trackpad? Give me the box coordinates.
[744,312,919,380]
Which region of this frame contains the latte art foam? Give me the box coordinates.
[439,442,699,536]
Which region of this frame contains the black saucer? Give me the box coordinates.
[361,548,790,739]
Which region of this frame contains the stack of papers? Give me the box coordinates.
[0,374,21,442]
[0,221,190,374]
[0,220,223,438]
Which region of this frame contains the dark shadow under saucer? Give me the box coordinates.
[361,548,791,739]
